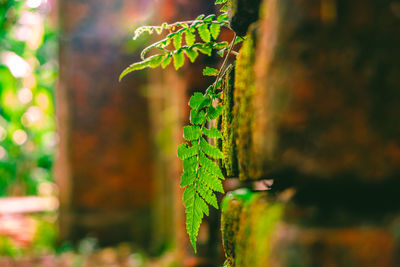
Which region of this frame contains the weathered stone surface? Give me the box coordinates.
[233,27,257,181]
[218,65,238,178]
[228,0,262,36]
[235,0,400,182]
[221,189,400,267]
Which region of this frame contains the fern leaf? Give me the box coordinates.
[173,32,182,50]
[184,48,199,63]
[197,181,218,209]
[182,157,197,173]
[161,54,172,69]
[119,60,150,81]
[195,14,205,20]
[190,109,206,125]
[177,142,198,160]
[220,4,228,12]
[196,45,212,56]
[198,168,224,193]
[141,38,170,60]
[185,30,196,46]
[199,152,224,178]
[183,125,202,141]
[173,50,185,70]
[184,189,204,253]
[200,137,224,159]
[213,41,229,50]
[189,92,207,110]
[133,26,153,40]
[210,23,221,40]
[203,67,219,76]
[198,24,211,43]
[215,0,228,4]
[204,14,216,23]
[148,54,166,68]
[203,126,223,139]
[180,171,196,187]
[207,105,224,120]
[217,13,228,22]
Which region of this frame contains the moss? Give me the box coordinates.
[221,190,284,266]
[234,193,284,266]
[221,188,254,261]
[234,26,259,181]
[218,65,239,178]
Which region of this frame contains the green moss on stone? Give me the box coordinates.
[234,26,258,181]
[218,65,239,178]
[234,193,284,266]
[221,188,254,261]
[221,189,284,266]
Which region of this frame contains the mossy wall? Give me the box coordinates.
[219,0,400,265]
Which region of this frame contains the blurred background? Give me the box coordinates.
[0,0,232,265]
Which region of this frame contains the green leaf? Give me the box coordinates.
[217,49,225,57]
[235,36,245,44]
[133,26,154,40]
[220,4,228,12]
[217,13,228,22]
[200,137,224,159]
[196,45,212,56]
[183,125,202,141]
[198,95,212,109]
[203,67,219,76]
[148,54,165,68]
[203,126,222,139]
[199,152,224,178]
[213,41,229,50]
[198,168,224,193]
[141,38,170,59]
[185,190,204,253]
[119,60,149,81]
[185,30,196,46]
[210,23,221,40]
[155,26,163,34]
[215,0,228,4]
[173,50,185,70]
[185,48,199,63]
[189,92,206,110]
[207,105,224,120]
[204,14,215,22]
[181,171,196,187]
[190,109,206,125]
[177,142,198,160]
[198,24,211,43]
[183,157,197,173]
[173,33,182,50]
[183,185,195,206]
[161,54,172,69]
[197,181,218,209]
[196,14,205,20]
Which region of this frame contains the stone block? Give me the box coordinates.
[221,189,400,266]
[218,65,239,178]
[228,0,262,36]
[233,0,400,182]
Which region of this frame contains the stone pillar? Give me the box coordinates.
[56,0,157,246]
[219,0,400,265]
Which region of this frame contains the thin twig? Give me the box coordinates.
[213,33,237,90]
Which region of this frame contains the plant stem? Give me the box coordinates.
[213,33,237,91]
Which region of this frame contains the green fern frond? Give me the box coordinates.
[119,2,236,252]
[203,126,223,139]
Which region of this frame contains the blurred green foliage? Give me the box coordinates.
[0,0,57,196]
